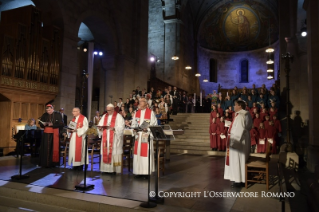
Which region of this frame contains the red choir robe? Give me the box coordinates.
[253,117,262,129]
[217,122,227,151]
[257,128,268,153]
[267,125,277,154]
[274,119,282,133]
[209,123,218,149]
[217,108,224,117]
[250,128,258,146]
[210,111,217,123]
[260,112,268,122]
[269,111,277,120]
[264,120,270,130]
[215,117,221,124]
[228,110,233,118]
[245,106,250,111]
[225,117,232,122]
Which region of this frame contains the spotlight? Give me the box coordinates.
[267,75,274,79]
[301,27,307,37]
[99,52,103,56]
[150,56,155,62]
[203,79,208,82]
[195,73,201,77]
[83,48,88,52]
[94,51,98,55]
[185,65,192,70]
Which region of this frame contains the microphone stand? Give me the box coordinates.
[75,135,94,191]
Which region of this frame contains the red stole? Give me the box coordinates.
[226,113,238,166]
[102,112,118,164]
[134,108,152,157]
[44,127,59,162]
[70,114,85,162]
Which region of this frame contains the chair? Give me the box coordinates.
[88,136,101,171]
[154,140,166,177]
[60,135,69,168]
[245,142,271,190]
[122,134,134,173]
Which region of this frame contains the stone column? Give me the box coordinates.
[304,0,319,172]
[52,33,79,123]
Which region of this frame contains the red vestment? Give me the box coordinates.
[209,123,218,149]
[267,125,277,154]
[217,122,227,151]
[253,117,262,129]
[257,128,268,153]
[264,120,270,130]
[250,128,258,146]
[217,108,224,117]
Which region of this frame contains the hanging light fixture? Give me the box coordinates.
[172,55,179,60]
[265,48,274,53]
[266,59,274,64]
[267,75,274,79]
[195,73,201,77]
[185,65,192,70]
[267,67,274,72]
[203,79,208,82]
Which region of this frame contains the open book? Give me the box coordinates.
[224,120,231,127]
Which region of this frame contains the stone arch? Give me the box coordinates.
[74,9,121,56]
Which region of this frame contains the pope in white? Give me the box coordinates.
[98,104,125,173]
[68,107,89,169]
[131,97,158,175]
[224,100,252,186]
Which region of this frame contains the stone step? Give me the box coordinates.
[170,141,210,146]
[170,149,226,156]
[172,138,210,142]
[176,135,210,139]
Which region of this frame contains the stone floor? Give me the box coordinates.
[0,153,291,212]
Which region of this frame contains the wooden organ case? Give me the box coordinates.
[0,5,62,155]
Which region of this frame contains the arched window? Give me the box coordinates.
[209,58,217,82]
[240,59,249,83]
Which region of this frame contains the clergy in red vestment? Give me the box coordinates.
[209,118,218,150]
[68,107,89,169]
[257,123,268,153]
[253,113,262,129]
[98,104,125,173]
[217,117,227,151]
[267,121,277,154]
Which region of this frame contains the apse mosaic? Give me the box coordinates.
[199,0,278,52]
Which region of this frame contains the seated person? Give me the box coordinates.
[25,118,37,130]
[155,107,162,125]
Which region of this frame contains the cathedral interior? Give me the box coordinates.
[0,0,319,211]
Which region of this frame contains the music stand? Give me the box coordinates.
[11,130,29,180]
[148,126,170,204]
[139,131,157,208]
[75,135,94,191]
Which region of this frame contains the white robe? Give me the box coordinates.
[68,115,89,166]
[131,108,158,175]
[224,109,252,183]
[98,113,125,173]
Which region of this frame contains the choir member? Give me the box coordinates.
[209,118,218,151]
[217,103,224,116]
[264,115,270,130]
[217,116,227,151]
[257,122,267,153]
[273,115,282,134]
[216,113,221,124]
[267,121,277,154]
[224,96,232,111]
[247,95,254,108]
[260,108,268,121]
[250,127,258,153]
[253,113,262,129]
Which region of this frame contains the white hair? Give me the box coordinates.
[106,103,114,108]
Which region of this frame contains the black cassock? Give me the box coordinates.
[38,111,64,167]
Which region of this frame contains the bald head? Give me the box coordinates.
[72,107,81,117]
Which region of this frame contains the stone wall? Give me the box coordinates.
[198,42,279,94]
